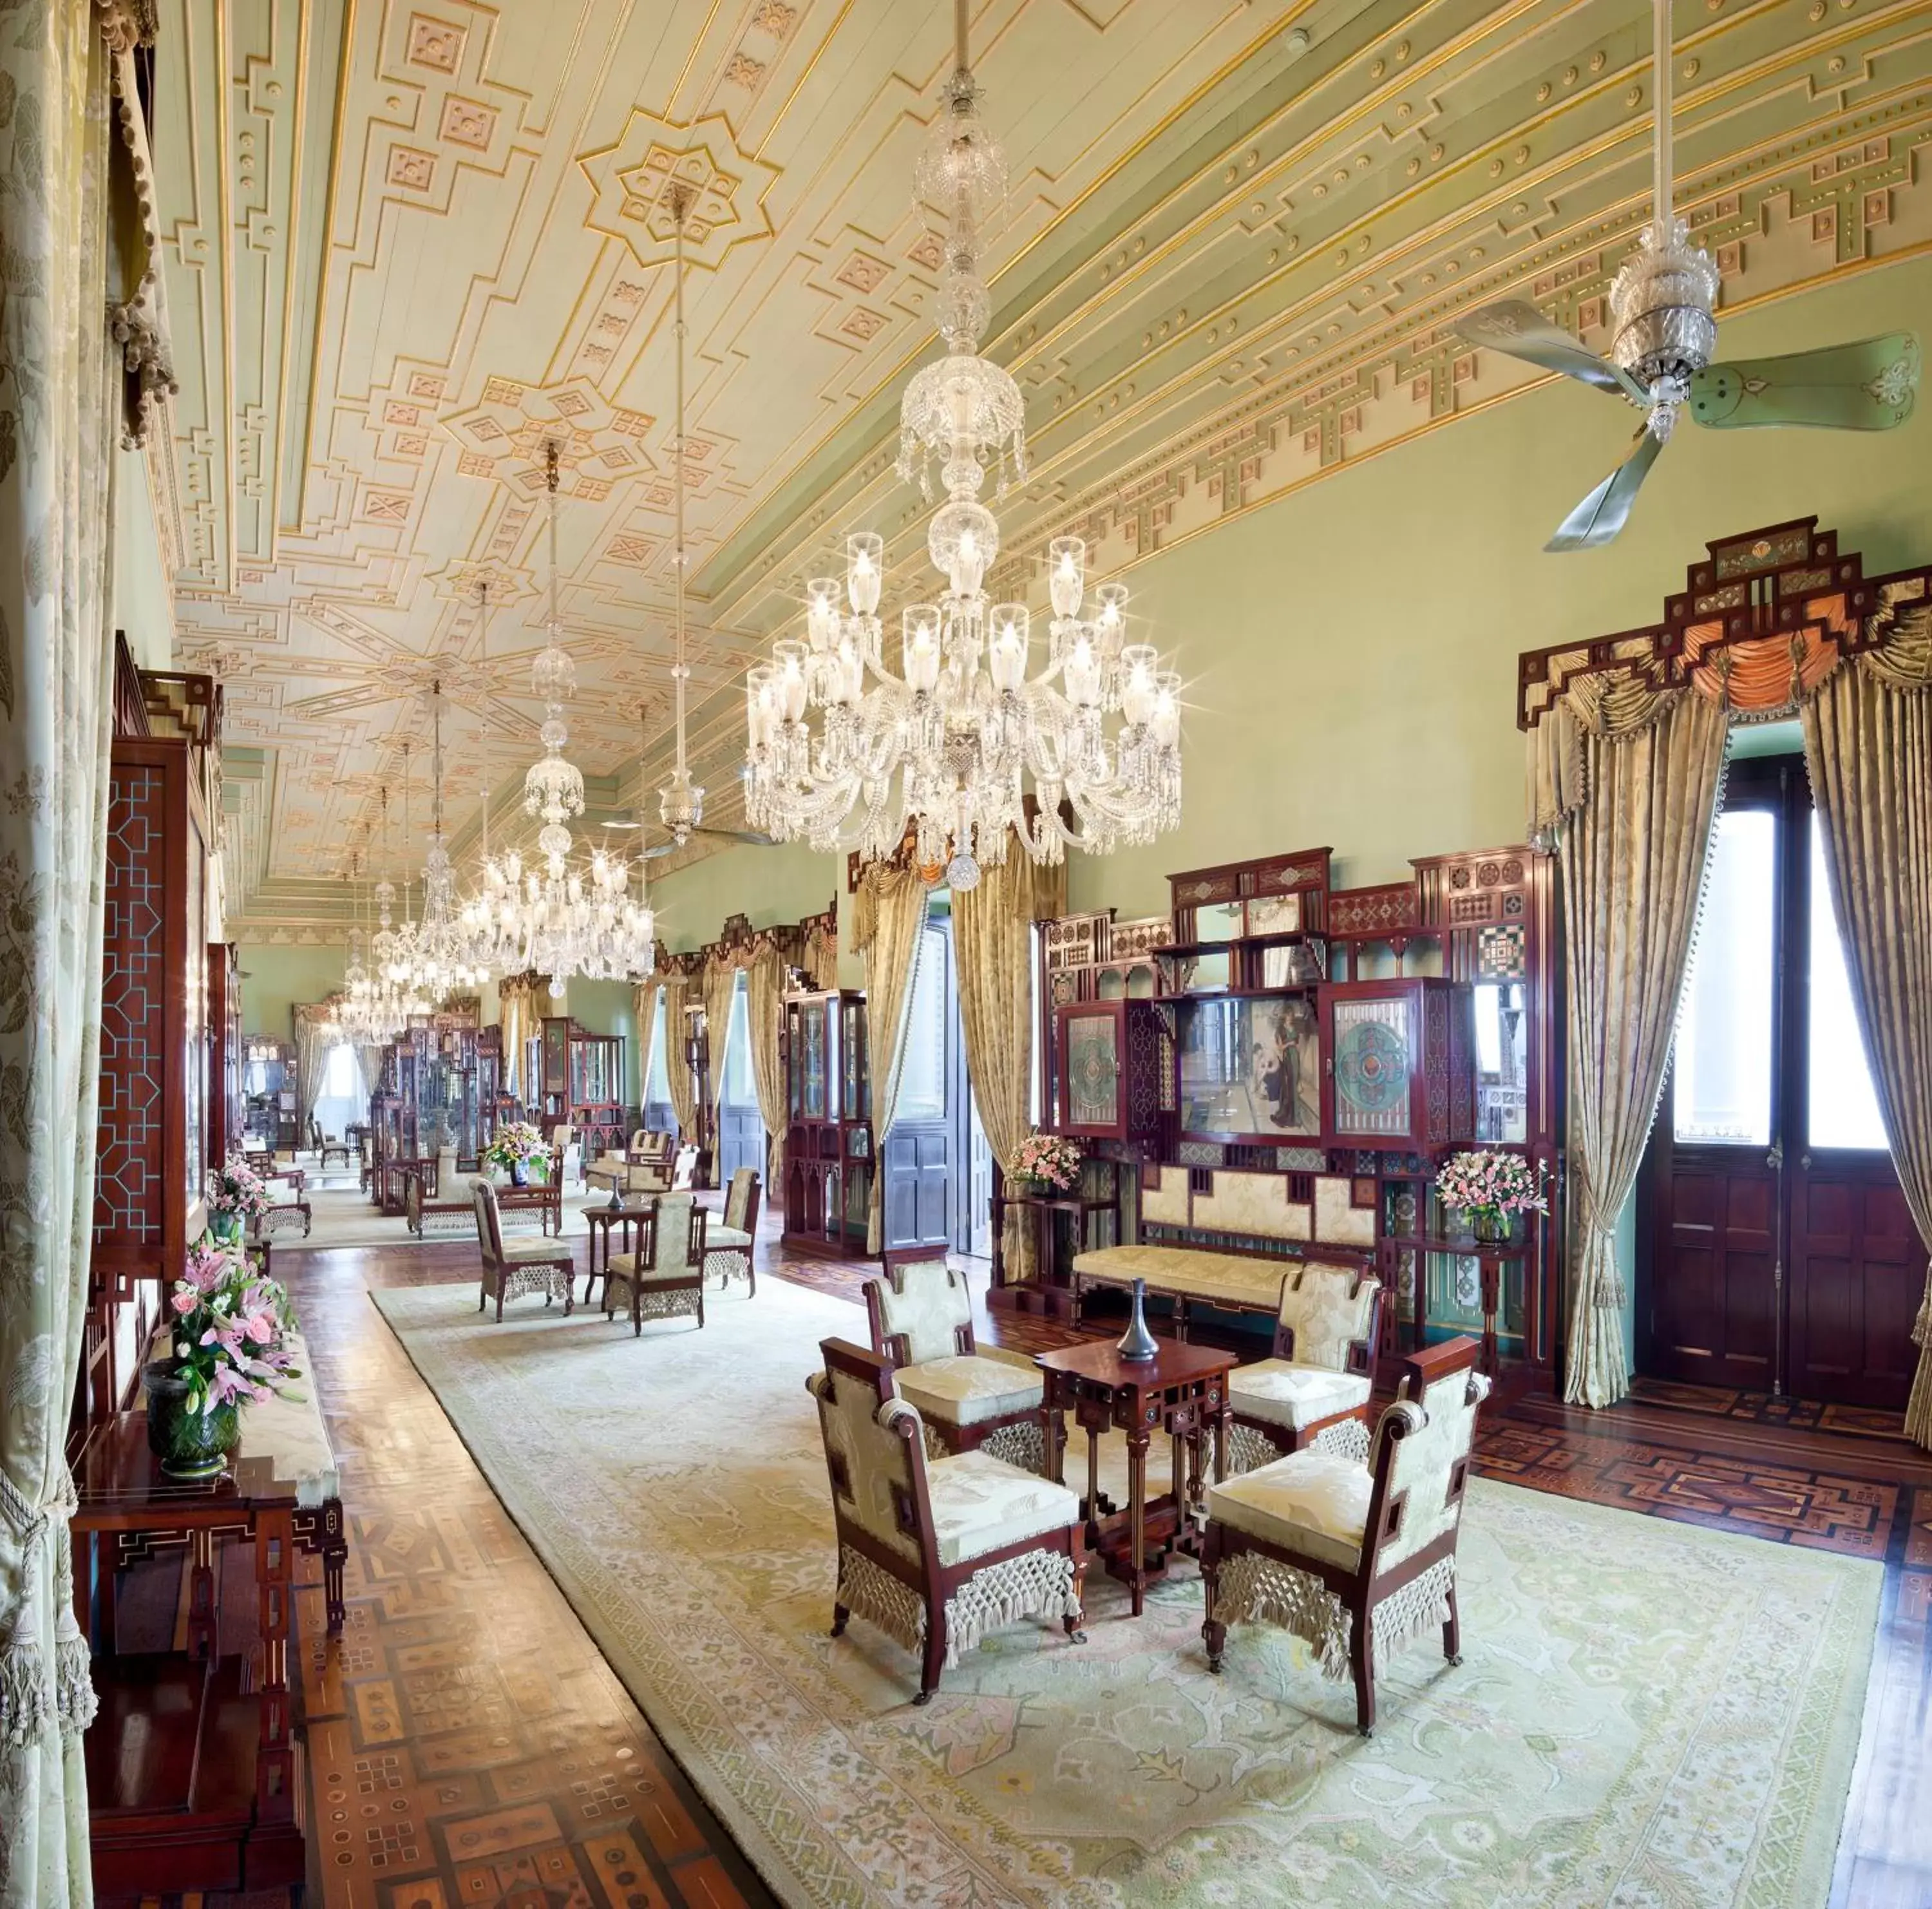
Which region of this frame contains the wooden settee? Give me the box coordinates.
[1071,1163,1379,1340]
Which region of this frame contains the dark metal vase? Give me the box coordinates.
[142,1362,240,1480]
[1115,1277,1159,1362]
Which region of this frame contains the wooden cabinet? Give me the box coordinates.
[782,989,873,1250]
[1055,1000,1168,1144]
[1322,978,1473,1153]
[207,944,243,1166]
[526,1016,627,1158]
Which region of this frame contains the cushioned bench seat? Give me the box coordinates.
[1071,1243,1290,1315]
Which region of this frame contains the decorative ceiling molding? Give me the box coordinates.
[146,0,1932,934]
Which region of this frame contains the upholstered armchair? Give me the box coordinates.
[604,1192,707,1334]
[308,1117,352,1170]
[704,1168,760,1294]
[810,1338,1087,1704]
[468,1177,575,1322]
[1200,1337,1490,1736]
[1225,1262,1383,1473]
[548,1122,583,1192]
[864,1249,1045,1472]
[627,1128,675,1166]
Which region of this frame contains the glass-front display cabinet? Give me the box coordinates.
[781,988,872,1250]
[527,1016,626,1159]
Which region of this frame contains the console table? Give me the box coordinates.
[1035,1337,1234,1616]
[70,1342,345,1896]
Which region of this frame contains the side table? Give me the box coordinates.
[582,1201,658,1306]
[1034,1338,1235,1616]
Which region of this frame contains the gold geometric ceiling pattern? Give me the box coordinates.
[146,0,1932,938]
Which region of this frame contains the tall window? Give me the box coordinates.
[895,922,949,1121]
[643,991,674,1129]
[1807,815,1887,1149]
[1673,808,1777,1145]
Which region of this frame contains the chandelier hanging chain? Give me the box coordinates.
[658,185,704,846]
[739,6,1182,883]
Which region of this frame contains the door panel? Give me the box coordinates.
[1640,756,1921,1407]
[882,918,954,1252]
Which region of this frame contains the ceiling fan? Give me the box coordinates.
[1454,0,1920,551]
[599,701,773,859]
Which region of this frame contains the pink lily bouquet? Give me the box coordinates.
[1009,1132,1084,1193]
[166,1238,303,1417]
[206,1149,271,1226]
[1434,1149,1547,1240]
[484,1120,552,1179]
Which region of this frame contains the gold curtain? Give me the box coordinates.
[497,975,539,1105]
[291,1000,339,1139]
[1803,657,1932,1447]
[632,978,661,1125]
[954,850,1064,1279]
[745,945,790,1197]
[0,8,128,1895]
[660,974,699,1139]
[853,863,929,1251]
[1551,690,1729,1407]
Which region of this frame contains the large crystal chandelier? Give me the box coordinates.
[370,786,432,1034]
[455,452,656,994]
[741,6,1182,884]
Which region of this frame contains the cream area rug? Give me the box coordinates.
[371,1275,1880,1909]
[274,1184,611,1253]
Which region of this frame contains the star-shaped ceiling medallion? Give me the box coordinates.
[578,111,777,271]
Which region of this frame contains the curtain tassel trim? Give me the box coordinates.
[0,1463,95,1745]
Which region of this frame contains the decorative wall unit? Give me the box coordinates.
[240,1038,297,1154]
[780,987,873,1250]
[85,643,222,1425]
[1031,837,1558,1382]
[525,1016,627,1158]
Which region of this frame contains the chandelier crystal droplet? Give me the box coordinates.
[741,6,1182,879]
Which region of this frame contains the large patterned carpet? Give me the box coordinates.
[371,1275,1880,1909]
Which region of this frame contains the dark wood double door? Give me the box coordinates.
[1639,755,1922,1409]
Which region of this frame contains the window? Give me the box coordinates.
[1807,815,1888,1150]
[645,992,672,1108]
[721,974,757,1107]
[1673,808,1777,1145]
[894,924,949,1121]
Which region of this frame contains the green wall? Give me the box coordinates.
[647,841,858,984]
[1068,254,1932,918]
[561,977,643,1110]
[239,943,345,1038]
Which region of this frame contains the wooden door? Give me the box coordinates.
[1639,755,1922,1405]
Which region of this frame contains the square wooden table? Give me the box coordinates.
[1034,1338,1236,1615]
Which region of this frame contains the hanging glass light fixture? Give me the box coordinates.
[741,3,1182,886]
[455,448,656,994]
[658,187,704,848]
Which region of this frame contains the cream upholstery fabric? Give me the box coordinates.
[875,1257,970,1363]
[1313,1174,1378,1248]
[1228,1360,1370,1431]
[1193,1170,1311,1242]
[926,1450,1081,1567]
[896,1356,1045,1427]
[1374,1367,1492,1570]
[1278,1264,1379,1371]
[706,1223,753,1252]
[1205,1450,1372,1571]
[502,1236,570,1265]
[808,1368,923,1564]
[723,1167,758,1233]
[1073,1244,1286,1309]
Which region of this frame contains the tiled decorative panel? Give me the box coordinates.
[95,763,166,1245]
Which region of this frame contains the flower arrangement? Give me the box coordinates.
[1009,1132,1084,1193]
[484,1121,553,1181]
[164,1239,302,1417]
[1435,1150,1547,1242]
[206,1149,270,1228]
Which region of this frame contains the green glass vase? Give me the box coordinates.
[142,1363,240,1480]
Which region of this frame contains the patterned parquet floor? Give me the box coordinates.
[116,1213,1932,1909]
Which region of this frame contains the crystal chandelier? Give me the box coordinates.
[741,8,1182,885]
[388,683,491,1003]
[658,189,704,848]
[370,785,432,1034]
[455,454,656,994]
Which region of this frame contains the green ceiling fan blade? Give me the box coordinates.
[1454,299,1650,403]
[1688,333,1920,430]
[1546,426,1665,553]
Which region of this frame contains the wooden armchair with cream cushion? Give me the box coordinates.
[704,1168,760,1294]
[864,1250,1046,1472]
[468,1177,575,1322]
[1201,1337,1490,1736]
[1225,1262,1383,1474]
[810,1338,1087,1705]
[627,1128,675,1167]
[604,1192,707,1335]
